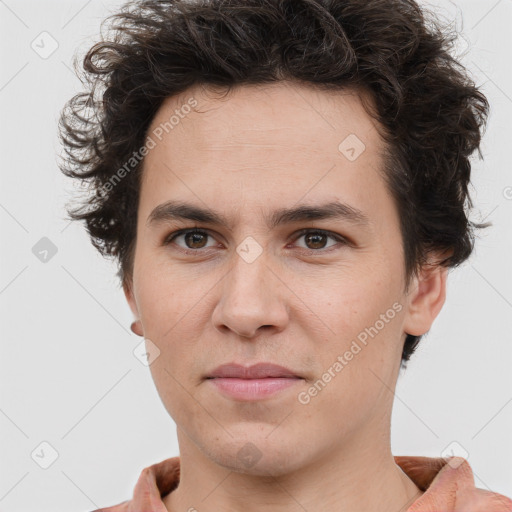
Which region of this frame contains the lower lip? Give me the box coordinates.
[207,377,302,400]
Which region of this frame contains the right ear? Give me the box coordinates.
[123,278,140,319]
[123,279,144,336]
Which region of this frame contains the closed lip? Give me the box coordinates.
[206,362,302,379]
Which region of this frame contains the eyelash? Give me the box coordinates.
[163,227,349,256]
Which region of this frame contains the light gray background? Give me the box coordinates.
[1,0,511,510]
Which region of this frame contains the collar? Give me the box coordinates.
[99,455,512,512]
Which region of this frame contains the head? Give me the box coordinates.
[59,0,489,474]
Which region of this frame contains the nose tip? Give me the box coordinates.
[214,320,272,338]
[227,325,273,338]
[231,327,252,338]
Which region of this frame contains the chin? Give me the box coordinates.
[202,435,313,477]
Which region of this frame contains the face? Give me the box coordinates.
[124,82,446,475]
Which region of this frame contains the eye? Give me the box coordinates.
[291,229,347,253]
[164,229,218,253]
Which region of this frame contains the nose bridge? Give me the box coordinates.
[212,242,287,337]
[230,244,269,303]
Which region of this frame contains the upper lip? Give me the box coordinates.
[206,363,301,379]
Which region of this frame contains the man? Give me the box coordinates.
[59,0,512,510]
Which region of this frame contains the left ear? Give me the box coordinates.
[402,254,450,337]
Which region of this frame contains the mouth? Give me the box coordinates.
[206,376,302,401]
[206,362,301,379]
[205,362,303,401]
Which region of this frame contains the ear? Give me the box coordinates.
[123,279,144,336]
[123,278,140,320]
[402,257,449,337]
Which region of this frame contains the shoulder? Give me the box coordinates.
[397,455,512,512]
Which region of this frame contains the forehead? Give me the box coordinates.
[139,81,392,231]
[145,81,381,156]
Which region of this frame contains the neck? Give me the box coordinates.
[163,426,423,512]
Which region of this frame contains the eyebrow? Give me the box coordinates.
[147,200,371,231]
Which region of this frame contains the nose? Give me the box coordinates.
[211,249,289,339]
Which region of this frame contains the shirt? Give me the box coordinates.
[92,455,512,512]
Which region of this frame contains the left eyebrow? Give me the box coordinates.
[146,200,372,230]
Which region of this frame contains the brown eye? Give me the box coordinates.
[304,232,328,249]
[164,229,217,251]
[293,229,347,252]
[183,231,208,249]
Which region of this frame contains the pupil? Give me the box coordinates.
[186,232,206,248]
[306,233,326,249]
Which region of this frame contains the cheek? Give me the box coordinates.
[135,251,201,332]
[296,263,396,333]
[301,265,404,387]
[133,260,201,391]
[304,299,404,437]
[135,263,205,418]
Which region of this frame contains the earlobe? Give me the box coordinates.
[402,262,449,337]
[130,320,144,336]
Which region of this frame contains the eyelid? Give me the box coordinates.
[163,227,350,253]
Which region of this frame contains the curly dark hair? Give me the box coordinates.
[58,0,490,368]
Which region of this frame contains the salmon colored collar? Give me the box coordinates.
[97,455,512,512]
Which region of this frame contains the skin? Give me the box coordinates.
[124,81,448,512]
